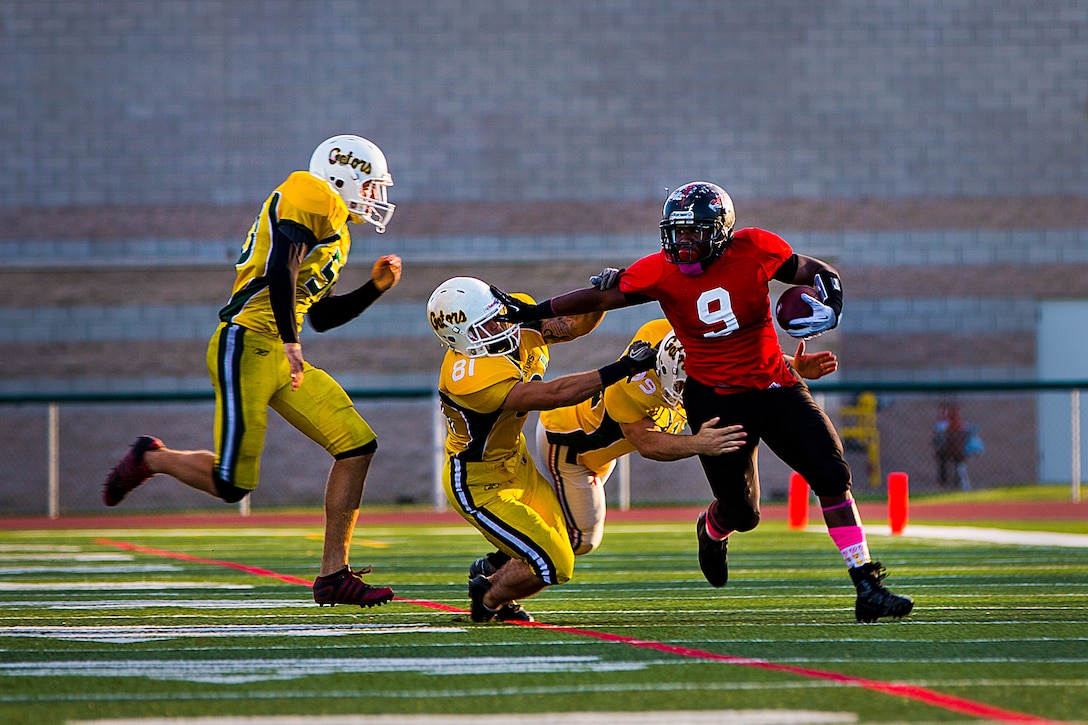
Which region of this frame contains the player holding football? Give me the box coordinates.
[492,181,914,623]
[535,316,835,557]
[427,276,657,622]
[103,135,400,609]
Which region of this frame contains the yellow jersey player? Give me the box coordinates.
[536,319,744,555]
[427,276,657,622]
[103,135,400,609]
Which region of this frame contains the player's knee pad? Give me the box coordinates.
[569,526,603,556]
[807,473,851,498]
[213,474,251,504]
[730,509,761,533]
[572,540,597,556]
[334,440,378,459]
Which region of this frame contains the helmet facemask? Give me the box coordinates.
[659,182,736,274]
[309,135,396,233]
[342,176,395,231]
[660,219,729,267]
[427,277,522,358]
[655,331,687,407]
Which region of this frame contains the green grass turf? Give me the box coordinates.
[0,515,1084,724]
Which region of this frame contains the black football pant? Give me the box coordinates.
[682,378,852,533]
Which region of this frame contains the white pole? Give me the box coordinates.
[617,454,631,512]
[47,403,60,520]
[433,393,447,512]
[1072,389,1082,504]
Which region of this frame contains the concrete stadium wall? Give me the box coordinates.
[2,1,1085,204]
[2,2,1087,511]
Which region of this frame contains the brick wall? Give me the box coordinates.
[2,1,1084,205]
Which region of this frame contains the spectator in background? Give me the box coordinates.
[934,402,979,490]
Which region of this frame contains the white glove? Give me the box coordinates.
[787,293,838,339]
[589,267,622,290]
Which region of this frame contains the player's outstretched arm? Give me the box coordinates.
[307,254,402,333]
[786,339,838,379]
[494,284,635,324]
[539,311,606,344]
[501,371,611,413]
[501,342,656,412]
[621,416,746,461]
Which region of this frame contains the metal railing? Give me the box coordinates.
[2,380,1085,519]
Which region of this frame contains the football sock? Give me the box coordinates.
[828,525,871,568]
[704,504,734,541]
[824,499,871,568]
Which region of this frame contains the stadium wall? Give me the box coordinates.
[1,2,1086,510]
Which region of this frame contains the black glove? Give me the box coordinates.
[620,340,657,375]
[589,267,623,290]
[598,340,657,387]
[490,285,554,323]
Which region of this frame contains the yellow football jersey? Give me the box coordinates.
[539,318,687,471]
[439,327,550,463]
[219,171,351,338]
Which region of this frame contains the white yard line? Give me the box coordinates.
[70,712,857,725]
[864,524,1088,547]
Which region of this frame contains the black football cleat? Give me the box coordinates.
[468,551,510,580]
[313,566,394,608]
[494,601,534,622]
[850,561,914,622]
[696,511,729,587]
[467,573,533,623]
[468,574,499,622]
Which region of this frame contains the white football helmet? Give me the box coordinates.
[427,277,521,358]
[655,330,687,407]
[308,135,395,232]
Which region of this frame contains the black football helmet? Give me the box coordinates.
[659,182,736,269]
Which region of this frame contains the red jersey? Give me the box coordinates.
[620,227,797,391]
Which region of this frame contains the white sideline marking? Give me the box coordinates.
[0,553,133,562]
[0,598,316,609]
[868,524,1088,547]
[0,623,464,644]
[69,712,857,725]
[0,544,81,552]
[4,655,648,683]
[0,582,252,591]
[0,564,180,575]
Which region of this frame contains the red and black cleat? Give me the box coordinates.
[102,435,163,506]
[313,566,394,608]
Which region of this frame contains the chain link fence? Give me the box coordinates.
[1,382,1084,518]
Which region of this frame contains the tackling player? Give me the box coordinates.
[103,135,400,609]
[536,317,837,557]
[427,276,656,623]
[491,181,914,623]
[470,315,832,578]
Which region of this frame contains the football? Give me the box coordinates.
[775,285,819,332]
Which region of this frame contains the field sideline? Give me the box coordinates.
[0,497,1085,724]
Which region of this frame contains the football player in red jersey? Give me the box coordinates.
[492,181,913,623]
[102,136,400,610]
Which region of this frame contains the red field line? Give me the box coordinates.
[93,536,1069,725]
